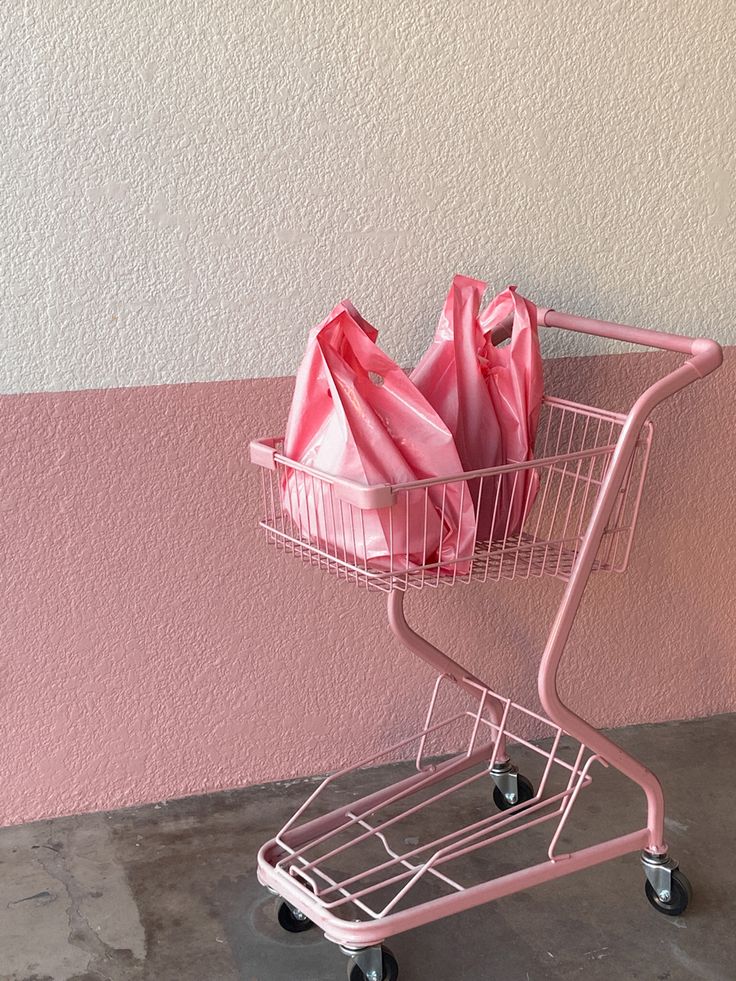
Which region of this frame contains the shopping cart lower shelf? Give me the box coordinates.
[251,306,721,981]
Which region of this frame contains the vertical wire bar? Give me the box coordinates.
[311,477,333,572]
[277,469,286,548]
[554,413,591,576]
[339,500,358,583]
[466,687,489,758]
[606,419,634,572]
[285,465,299,553]
[498,469,520,580]
[570,420,603,571]
[557,457,588,576]
[259,468,267,519]
[512,466,541,580]
[565,741,588,794]
[539,401,555,458]
[472,476,485,582]
[421,487,430,589]
[325,483,340,577]
[543,410,578,572]
[345,501,358,584]
[296,470,312,566]
[415,676,446,769]
[527,461,555,577]
[598,418,619,568]
[606,471,627,571]
[548,754,603,861]
[487,475,504,581]
[314,476,328,570]
[268,468,277,545]
[617,425,653,572]
[301,472,313,565]
[453,479,467,585]
[578,453,603,569]
[271,467,280,541]
[341,507,351,582]
[534,726,564,799]
[274,468,282,547]
[541,466,560,573]
[329,485,346,579]
[293,468,307,557]
[557,459,584,577]
[553,405,569,458]
[438,483,448,587]
[312,475,324,570]
[405,486,411,583]
[259,469,270,544]
[359,508,369,587]
[388,498,395,584]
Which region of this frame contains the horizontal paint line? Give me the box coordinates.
[1,346,731,399]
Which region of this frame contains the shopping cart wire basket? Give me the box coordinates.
[250,306,722,981]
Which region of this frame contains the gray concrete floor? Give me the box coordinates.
[1,715,735,981]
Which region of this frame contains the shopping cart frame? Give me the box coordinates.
[251,307,722,980]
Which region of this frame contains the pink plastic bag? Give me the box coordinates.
[411,277,543,542]
[283,301,476,572]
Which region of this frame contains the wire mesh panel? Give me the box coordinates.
[254,397,653,592]
[263,675,603,924]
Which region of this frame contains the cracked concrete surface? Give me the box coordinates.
[1,715,734,980]
[0,817,145,979]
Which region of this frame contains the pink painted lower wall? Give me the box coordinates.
[1,351,734,827]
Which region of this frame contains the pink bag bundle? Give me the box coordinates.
[282,301,476,571]
[411,277,544,541]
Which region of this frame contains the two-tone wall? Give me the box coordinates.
[1,2,734,827]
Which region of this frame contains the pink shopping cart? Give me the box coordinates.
[250,306,722,981]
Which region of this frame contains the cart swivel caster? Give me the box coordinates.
[641,851,692,916]
[490,762,535,812]
[344,945,399,981]
[276,898,315,933]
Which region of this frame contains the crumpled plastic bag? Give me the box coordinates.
[411,277,543,541]
[282,300,476,572]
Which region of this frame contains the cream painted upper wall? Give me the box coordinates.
[1,1,733,393]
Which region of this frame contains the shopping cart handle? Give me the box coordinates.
[536,307,723,379]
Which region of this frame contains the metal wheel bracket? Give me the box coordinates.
[490,761,519,805]
[341,944,384,981]
[641,851,678,903]
[285,901,309,922]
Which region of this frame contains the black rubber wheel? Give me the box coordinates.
[645,869,692,916]
[493,773,535,811]
[347,946,399,981]
[277,899,315,933]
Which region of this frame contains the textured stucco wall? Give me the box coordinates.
[1,0,734,394]
[1,2,734,826]
[1,353,733,827]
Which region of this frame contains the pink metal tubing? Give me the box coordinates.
[388,590,510,763]
[260,828,650,948]
[492,307,723,378]
[282,747,499,880]
[538,309,723,376]
[312,786,567,905]
[279,738,497,853]
[536,322,722,853]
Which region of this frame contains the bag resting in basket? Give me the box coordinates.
[282,301,477,574]
[411,277,544,542]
